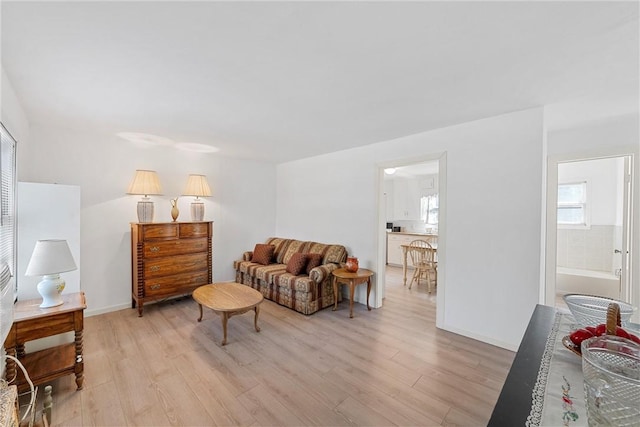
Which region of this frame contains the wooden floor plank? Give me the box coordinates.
[174,352,256,426]
[80,380,128,426]
[236,384,305,426]
[40,266,514,426]
[327,365,447,426]
[334,396,397,426]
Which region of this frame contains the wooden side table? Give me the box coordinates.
[332,268,374,318]
[4,292,86,391]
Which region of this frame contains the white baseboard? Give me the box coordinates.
[85,303,131,317]
[439,323,519,352]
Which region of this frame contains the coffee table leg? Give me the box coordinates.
[254,306,261,332]
[197,303,203,322]
[221,312,229,346]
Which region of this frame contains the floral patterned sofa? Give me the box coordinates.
[233,237,347,315]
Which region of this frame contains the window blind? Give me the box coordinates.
[0,123,16,293]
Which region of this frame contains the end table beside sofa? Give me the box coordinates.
[332,267,374,318]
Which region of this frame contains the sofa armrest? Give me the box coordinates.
[242,251,253,261]
[309,263,340,284]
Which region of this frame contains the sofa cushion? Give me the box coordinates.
[251,244,275,265]
[286,253,309,275]
[253,263,287,283]
[281,240,309,264]
[305,242,347,264]
[305,253,323,274]
[273,273,316,293]
[265,238,293,264]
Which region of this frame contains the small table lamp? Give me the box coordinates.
[183,174,212,221]
[127,169,163,223]
[25,240,77,308]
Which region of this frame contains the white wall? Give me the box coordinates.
[1,67,29,145]
[547,115,639,157]
[277,108,545,350]
[17,183,81,301]
[19,124,277,316]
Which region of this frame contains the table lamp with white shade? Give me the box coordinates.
[25,240,77,308]
[127,169,163,223]
[183,174,212,221]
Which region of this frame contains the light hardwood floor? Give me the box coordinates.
[29,266,515,426]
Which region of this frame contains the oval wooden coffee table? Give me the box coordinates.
[193,282,264,345]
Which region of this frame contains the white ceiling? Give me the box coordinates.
[2,1,638,163]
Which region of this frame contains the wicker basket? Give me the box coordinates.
[563,294,633,328]
[581,303,640,426]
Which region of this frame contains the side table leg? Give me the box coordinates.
[16,343,25,359]
[75,329,84,389]
[349,281,355,318]
[197,304,203,322]
[5,347,16,384]
[332,276,339,311]
[254,306,261,332]
[366,278,372,311]
[221,313,229,346]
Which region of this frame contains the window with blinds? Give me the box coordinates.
[0,123,16,294]
[558,181,588,227]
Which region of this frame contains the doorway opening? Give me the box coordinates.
[550,155,633,310]
[377,155,445,327]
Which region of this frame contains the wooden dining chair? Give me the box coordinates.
[407,239,437,292]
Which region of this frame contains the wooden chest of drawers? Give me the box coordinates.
[131,222,213,316]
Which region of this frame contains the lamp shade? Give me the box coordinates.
[25,240,77,276]
[183,174,212,197]
[126,170,163,196]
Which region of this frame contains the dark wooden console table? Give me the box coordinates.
[488,304,557,426]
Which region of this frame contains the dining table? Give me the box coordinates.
[400,242,437,286]
[489,304,640,426]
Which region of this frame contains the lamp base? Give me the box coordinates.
[37,274,65,308]
[190,201,205,221]
[137,199,154,223]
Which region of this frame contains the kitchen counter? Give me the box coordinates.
[386,231,437,237]
[386,232,437,266]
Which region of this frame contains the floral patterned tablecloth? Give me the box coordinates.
[526,311,587,427]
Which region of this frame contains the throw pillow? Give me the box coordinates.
[251,244,275,265]
[305,253,323,274]
[286,253,309,275]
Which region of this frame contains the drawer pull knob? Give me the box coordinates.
[150,266,160,272]
[150,246,160,252]
[150,284,161,290]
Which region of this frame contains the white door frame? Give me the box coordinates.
[545,150,636,318]
[376,152,447,328]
